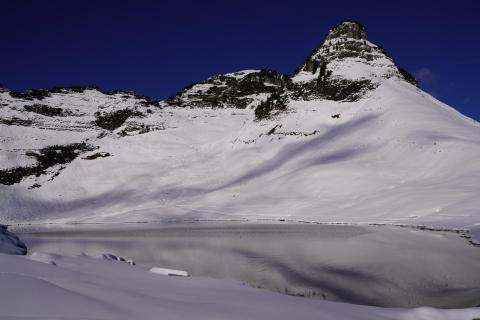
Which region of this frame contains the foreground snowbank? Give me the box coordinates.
[0,224,27,255]
[0,251,478,320]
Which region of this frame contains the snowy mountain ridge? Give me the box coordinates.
[1,21,479,240]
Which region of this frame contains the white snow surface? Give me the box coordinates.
[1,78,480,242]
[0,251,478,320]
[150,266,189,277]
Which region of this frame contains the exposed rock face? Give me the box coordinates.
[0,143,96,185]
[325,20,368,41]
[291,78,377,102]
[254,91,289,120]
[0,86,164,185]
[165,69,291,109]
[0,225,27,255]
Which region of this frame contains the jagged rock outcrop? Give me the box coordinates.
[0,225,27,255]
[164,69,291,109]
[0,143,96,185]
[0,86,164,186]
[254,91,289,120]
[325,20,368,41]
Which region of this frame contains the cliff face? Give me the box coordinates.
[325,21,368,40]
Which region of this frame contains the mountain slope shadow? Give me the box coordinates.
[211,113,379,191]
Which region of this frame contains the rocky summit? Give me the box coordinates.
[325,21,368,40]
[0,21,479,244]
[166,21,417,115]
[292,21,418,101]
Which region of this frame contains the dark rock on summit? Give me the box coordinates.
[325,20,368,41]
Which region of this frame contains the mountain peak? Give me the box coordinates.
[325,21,368,41]
[163,21,418,109]
[292,20,418,95]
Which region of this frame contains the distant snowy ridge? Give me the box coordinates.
[1,21,480,242]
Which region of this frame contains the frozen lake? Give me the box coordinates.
[17,223,480,308]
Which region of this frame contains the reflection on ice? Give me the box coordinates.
[19,223,480,308]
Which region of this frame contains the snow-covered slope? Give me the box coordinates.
[1,21,479,239]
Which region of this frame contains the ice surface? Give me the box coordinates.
[0,251,478,320]
[19,223,480,308]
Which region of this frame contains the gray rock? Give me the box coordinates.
[0,225,27,255]
[325,21,368,41]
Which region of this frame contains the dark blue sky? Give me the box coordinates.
[1,0,479,120]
